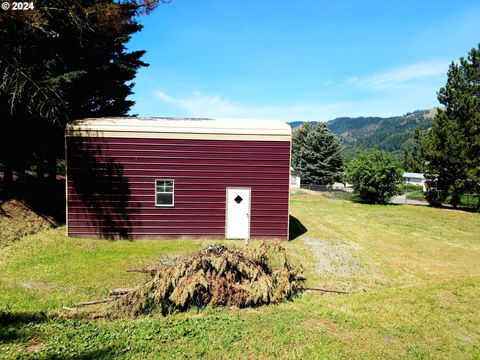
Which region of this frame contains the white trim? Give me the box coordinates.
[154,179,175,207]
[287,138,292,239]
[66,130,290,142]
[65,137,69,236]
[65,118,291,142]
[66,117,290,133]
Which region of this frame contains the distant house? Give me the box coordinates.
[332,182,353,191]
[290,168,301,189]
[403,172,426,191]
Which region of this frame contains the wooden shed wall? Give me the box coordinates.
[66,137,290,240]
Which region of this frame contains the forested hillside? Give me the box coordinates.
[289,109,436,159]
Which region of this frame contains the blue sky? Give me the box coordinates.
[127,0,480,121]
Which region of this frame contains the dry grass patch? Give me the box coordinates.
[0,200,56,247]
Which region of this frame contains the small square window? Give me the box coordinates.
[155,179,174,206]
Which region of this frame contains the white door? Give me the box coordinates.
[226,188,251,239]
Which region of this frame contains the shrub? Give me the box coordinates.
[347,149,402,204]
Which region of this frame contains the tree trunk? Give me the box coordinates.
[47,155,57,182]
[3,160,13,196]
[37,157,45,180]
[451,194,460,208]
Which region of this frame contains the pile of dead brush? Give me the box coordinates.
[112,243,303,316]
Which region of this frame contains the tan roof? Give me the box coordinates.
[66,117,291,141]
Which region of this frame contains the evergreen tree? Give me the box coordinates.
[291,122,311,172]
[423,44,480,208]
[293,123,343,184]
[402,129,426,173]
[347,149,402,204]
[0,1,163,187]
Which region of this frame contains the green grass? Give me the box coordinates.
[1,192,479,359]
[405,190,425,200]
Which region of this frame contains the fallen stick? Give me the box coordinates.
[304,287,350,294]
[127,268,157,275]
[73,298,115,307]
[109,288,133,296]
[63,306,79,311]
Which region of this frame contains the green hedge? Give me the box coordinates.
[398,183,423,193]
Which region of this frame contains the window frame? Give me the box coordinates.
[155,179,175,207]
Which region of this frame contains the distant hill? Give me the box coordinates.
[289,109,437,159]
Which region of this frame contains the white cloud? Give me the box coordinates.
[347,60,449,91]
[150,88,441,122]
[152,87,438,121]
[153,90,342,121]
[149,60,447,122]
[153,90,245,117]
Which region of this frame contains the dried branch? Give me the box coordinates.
[304,287,350,294]
[109,288,133,296]
[73,298,115,307]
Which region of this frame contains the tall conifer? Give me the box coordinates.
[292,123,343,184]
[424,45,480,207]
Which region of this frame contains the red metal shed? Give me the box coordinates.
[65,118,291,240]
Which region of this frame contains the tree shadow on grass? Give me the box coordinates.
[43,346,117,360]
[428,203,480,213]
[0,311,49,344]
[289,215,307,241]
[0,311,116,359]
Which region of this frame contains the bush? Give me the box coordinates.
[347,149,402,204]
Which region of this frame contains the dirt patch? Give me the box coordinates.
[301,317,340,333]
[381,333,396,342]
[303,237,363,275]
[20,281,55,293]
[25,340,44,352]
[456,333,475,343]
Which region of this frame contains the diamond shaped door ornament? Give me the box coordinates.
[234,195,243,204]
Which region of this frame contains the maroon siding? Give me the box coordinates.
[66,137,290,240]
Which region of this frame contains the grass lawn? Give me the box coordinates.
[1,191,479,359]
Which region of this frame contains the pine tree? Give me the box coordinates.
[402,129,426,173]
[423,44,480,208]
[291,122,311,172]
[293,123,343,184]
[0,1,162,187]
